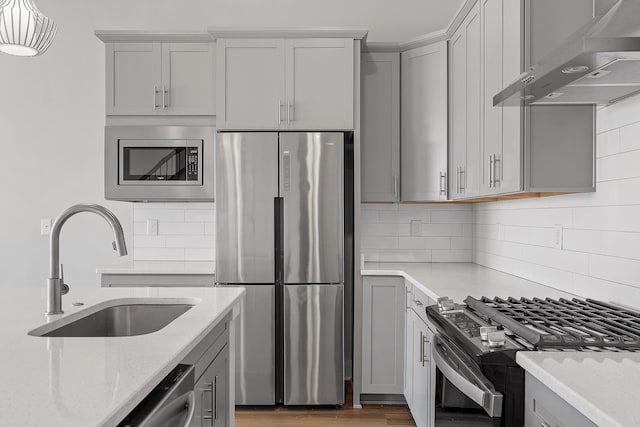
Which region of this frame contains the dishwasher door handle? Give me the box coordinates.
[138,390,195,427]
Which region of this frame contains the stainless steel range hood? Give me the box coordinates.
[494,0,640,106]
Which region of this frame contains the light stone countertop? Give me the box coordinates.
[1,286,243,427]
[517,352,640,427]
[361,262,576,301]
[96,261,216,275]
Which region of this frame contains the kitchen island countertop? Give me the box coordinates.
[0,286,243,427]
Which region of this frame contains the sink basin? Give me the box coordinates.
[32,303,194,337]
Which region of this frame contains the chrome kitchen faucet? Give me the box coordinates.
[46,204,127,315]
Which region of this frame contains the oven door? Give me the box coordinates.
[432,334,503,427]
[119,139,203,186]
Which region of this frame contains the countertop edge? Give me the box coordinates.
[516,352,623,427]
[100,289,244,427]
[361,268,441,301]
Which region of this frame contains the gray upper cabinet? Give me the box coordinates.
[216,39,286,130]
[105,41,215,116]
[216,38,354,130]
[361,52,400,202]
[449,3,481,200]
[401,41,448,202]
[481,0,522,195]
[448,0,595,200]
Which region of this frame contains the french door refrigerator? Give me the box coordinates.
[215,132,344,406]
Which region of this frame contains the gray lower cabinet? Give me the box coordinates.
[361,276,405,395]
[193,343,229,427]
[180,314,231,427]
[101,274,216,287]
[524,373,596,427]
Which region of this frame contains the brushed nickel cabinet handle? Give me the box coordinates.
[153,86,159,109]
[162,86,167,109]
[287,100,292,124]
[489,155,495,188]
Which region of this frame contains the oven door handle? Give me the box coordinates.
[433,335,503,418]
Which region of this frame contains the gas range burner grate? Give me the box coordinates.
[464,296,640,349]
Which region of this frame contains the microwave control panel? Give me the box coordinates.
[187,148,199,181]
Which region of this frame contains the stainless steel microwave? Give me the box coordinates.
[105,126,215,202]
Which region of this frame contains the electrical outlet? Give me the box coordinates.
[40,218,52,236]
[410,220,422,236]
[147,219,159,236]
[553,224,563,250]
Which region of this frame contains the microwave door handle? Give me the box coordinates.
[432,335,503,417]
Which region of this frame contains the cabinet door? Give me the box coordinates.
[449,26,467,200]
[361,52,400,202]
[410,311,431,427]
[106,43,161,115]
[465,6,482,199]
[403,282,413,405]
[500,0,523,194]
[193,344,229,427]
[216,39,286,130]
[401,42,448,202]
[162,43,215,115]
[361,277,404,394]
[285,38,354,130]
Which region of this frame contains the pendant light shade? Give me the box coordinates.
[0,0,57,56]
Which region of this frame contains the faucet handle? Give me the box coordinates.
[60,264,69,295]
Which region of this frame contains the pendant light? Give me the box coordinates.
[0,0,57,57]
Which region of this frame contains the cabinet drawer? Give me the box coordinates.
[182,314,229,381]
[410,285,432,324]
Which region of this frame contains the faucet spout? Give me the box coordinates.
[47,203,128,315]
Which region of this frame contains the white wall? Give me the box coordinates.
[362,203,472,263]
[0,0,462,288]
[473,94,640,309]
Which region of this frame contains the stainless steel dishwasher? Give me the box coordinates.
[118,364,196,427]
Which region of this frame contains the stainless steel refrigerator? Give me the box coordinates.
[215,132,345,406]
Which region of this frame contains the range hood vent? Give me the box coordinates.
[494,0,640,106]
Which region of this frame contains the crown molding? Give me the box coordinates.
[208,27,369,40]
[95,31,212,43]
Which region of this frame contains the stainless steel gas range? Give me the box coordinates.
[426,296,640,427]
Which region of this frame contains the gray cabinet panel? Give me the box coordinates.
[401,42,448,202]
[193,344,229,427]
[361,276,404,394]
[524,373,596,427]
[361,52,400,202]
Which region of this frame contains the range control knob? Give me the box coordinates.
[437,297,455,311]
[487,331,506,348]
[479,326,498,341]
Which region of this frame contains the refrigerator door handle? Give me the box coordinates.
[282,151,291,193]
[274,197,284,285]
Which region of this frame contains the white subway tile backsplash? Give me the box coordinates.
[474,95,640,308]
[379,210,429,223]
[166,235,214,248]
[185,209,215,222]
[133,204,215,262]
[134,247,185,261]
[431,210,472,224]
[185,248,215,261]
[361,223,411,237]
[361,236,399,249]
[159,223,205,236]
[204,222,215,235]
[134,209,184,222]
[398,236,451,250]
[361,203,472,263]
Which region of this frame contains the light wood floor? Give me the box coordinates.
[235,383,416,427]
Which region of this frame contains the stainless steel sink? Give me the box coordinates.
[36,304,193,337]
